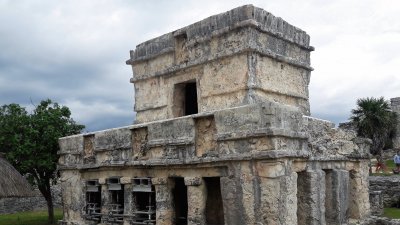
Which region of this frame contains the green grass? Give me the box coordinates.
[386,160,396,170]
[384,207,400,219]
[0,209,62,225]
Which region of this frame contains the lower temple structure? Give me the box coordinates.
[58,5,371,225]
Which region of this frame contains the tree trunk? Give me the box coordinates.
[45,191,55,224]
[38,180,55,224]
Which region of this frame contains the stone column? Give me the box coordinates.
[99,178,110,215]
[348,163,370,222]
[152,177,174,225]
[325,169,349,225]
[220,176,245,225]
[121,177,132,225]
[184,177,206,225]
[297,170,326,225]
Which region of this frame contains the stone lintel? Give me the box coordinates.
[120,177,131,184]
[184,177,202,186]
[151,177,168,185]
[98,178,106,185]
[256,161,286,178]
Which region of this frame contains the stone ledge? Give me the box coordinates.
[129,47,313,83]
[126,5,313,65]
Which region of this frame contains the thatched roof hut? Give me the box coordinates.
[0,154,34,198]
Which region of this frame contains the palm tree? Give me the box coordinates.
[350,97,397,168]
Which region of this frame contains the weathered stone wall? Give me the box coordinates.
[127,5,313,123]
[58,5,372,225]
[58,103,371,225]
[391,97,400,149]
[369,176,400,207]
[0,196,46,214]
[0,184,62,214]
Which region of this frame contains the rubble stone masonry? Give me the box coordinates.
[58,5,371,225]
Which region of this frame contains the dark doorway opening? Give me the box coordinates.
[184,82,198,115]
[172,177,188,225]
[205,177,224,225]
[173,81,198,117]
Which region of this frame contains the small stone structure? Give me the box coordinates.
[58,5,371,225]
[369,176,400,208]
[391,97,400,149]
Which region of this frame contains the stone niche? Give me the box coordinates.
[58,5,371,225]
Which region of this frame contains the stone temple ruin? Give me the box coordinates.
[58,5,372,225]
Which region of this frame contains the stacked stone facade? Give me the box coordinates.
[391,97,400,149]
[58,5,371,225]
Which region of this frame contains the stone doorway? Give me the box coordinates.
[205,177,224,225]
[172,177,188,225]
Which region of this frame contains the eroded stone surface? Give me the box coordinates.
[58,5,371,225]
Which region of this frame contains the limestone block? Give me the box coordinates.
[348,163,371,222]
[195,116,217,157]
[94,128,131,151]
[120,177,131,184]
[151,177,168,185]
[279,172,298,225]
[325,169,349,225]
[187,182,206,225]
[98,178,106,185]
[297,170,326,225]
[184,177,202,186]
[147,117,195,143]
[259,176,281,224]
[256,161,285,178]
[59,135,84,153]
[154,182,174,225]
[220,176,246,225]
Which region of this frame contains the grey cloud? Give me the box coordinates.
[1,0,399,131]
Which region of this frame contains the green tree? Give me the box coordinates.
[0,99,84,224]
[350,97,397,166]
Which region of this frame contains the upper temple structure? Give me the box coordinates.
[58,5,372,225]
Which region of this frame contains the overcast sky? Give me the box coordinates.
[1,0,399,132]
